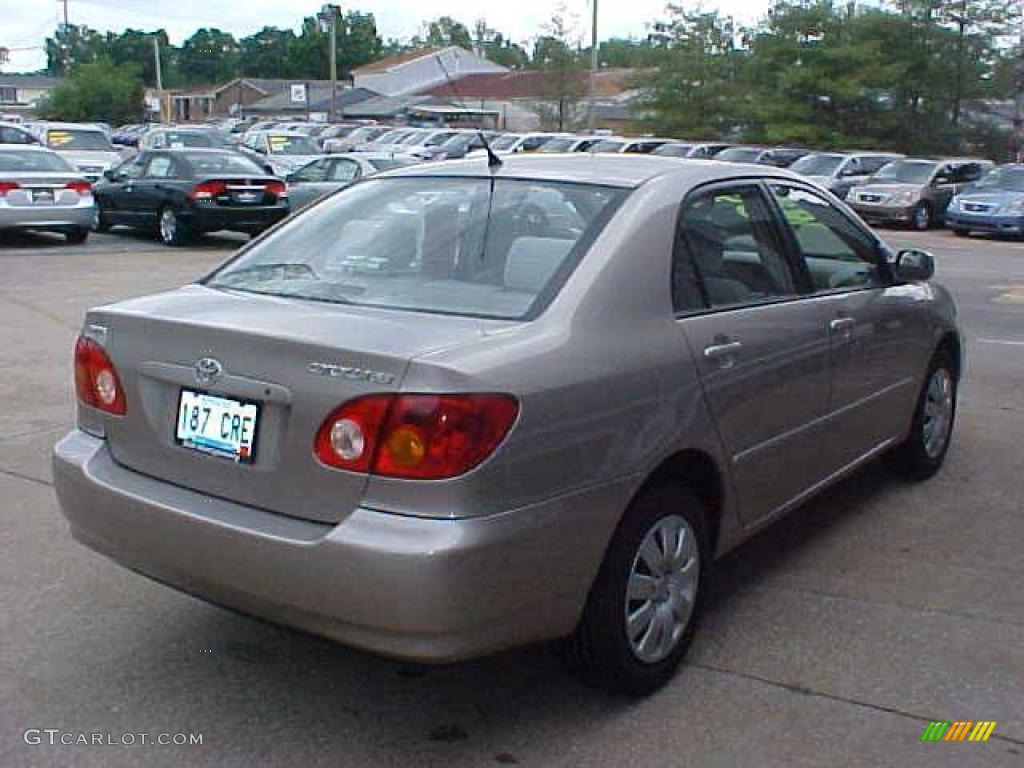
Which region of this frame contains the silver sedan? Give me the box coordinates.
[0,145,94,242]
[53,154,960,695]
[285,152,420,212]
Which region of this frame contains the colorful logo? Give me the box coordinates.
[921,721,997,743]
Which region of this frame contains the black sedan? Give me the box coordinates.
[93,149,289,246]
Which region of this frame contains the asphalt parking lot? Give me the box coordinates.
[1,226,1022,767]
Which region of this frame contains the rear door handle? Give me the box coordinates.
[703,341,743,365]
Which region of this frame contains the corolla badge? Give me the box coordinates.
[194,357,224,386]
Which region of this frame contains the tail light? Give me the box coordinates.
[0,181,21,196]
[74,336,126,415]
[65,179,92,195]
[265,180,287,198]
[315,394,519,479]
[187,180,227,200]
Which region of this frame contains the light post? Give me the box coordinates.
[317,4,342,122]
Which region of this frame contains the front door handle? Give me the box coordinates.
[830,317,855,333]
[703,341,743,367]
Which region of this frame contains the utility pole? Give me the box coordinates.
[60,0,70,73]
[587,0,598,131]
[1016,4,1024,162]
[153,36,164,124]
[318,4,341,122]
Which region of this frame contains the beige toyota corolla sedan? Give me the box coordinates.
[54,154,960,694]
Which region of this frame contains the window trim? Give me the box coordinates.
[671,179,808,317]
[760,179,894,296]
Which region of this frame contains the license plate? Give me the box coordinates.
[234,191,260,204]
[175,389,259,462]
[32,190,54,204]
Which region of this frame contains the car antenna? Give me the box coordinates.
[433,54,502,170]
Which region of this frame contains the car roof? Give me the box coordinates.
[37,122,106,131]
[0,143,54,152]
[384,152,799,189]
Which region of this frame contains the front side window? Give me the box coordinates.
[329,159,360,182]
[675,185,796,311]
[292,158,331,182]
[207,177,625,320]
[769,185,882,292]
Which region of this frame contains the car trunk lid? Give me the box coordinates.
[85,284,500,524]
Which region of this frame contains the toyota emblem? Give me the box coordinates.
[194,357,224,386]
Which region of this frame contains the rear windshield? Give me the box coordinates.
[185,152,265,176]
[0,149,73,172]
[267,135,319,155]
[651,144,694,157]
[872,160,936,184]
[790,154,845,176]
[206,177,626,320]
[590,140,626,153]
[46,129,113,151]
[716,147,763,164]
[490,135,522,151]
[165,131,217,148]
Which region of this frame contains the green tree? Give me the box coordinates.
[177,28,240,84]
[637,9,743,140]
[44,24,105,74]
[473,19,529,68]
[425,16,474,49]
[532,11,586,131]
[37,58,144,123]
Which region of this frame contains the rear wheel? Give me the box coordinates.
[157,206,190,247]
[886,348,957,480]
[559,485,708,696]
[911,202,933,231]
[92,205,111,233]
[64,227,89,245]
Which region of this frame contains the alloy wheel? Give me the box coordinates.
[624,514,700,664]
[922,368,954,459]
[159,208,177,244]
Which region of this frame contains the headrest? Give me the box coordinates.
[503,236,574,293]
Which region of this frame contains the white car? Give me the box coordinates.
[31,123,122,182]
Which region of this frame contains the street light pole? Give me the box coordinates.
[318,4,341,123]
[588,0,598,131]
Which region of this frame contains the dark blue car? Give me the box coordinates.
[946,164,1024,237]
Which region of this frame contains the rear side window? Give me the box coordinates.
[675,186,797,311]
[208,178,625,320]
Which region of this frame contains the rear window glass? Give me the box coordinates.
[185,152,265,175]
[45,129,112,151]
[0,149,73,172]
[207,177,626,320]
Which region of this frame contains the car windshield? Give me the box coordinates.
[45,129,113,151]
[206,177,625,320]
[651,144,695,157]
[165,131,217,148]
[716,147,763,163]
[790,154,845,176]
[0,149,73,172]
[590,140,626,153]
[490,135,521,151]
[266,135,319,155]
[973,166,1024,193]
[184,151,265,175]
[872,160,936,184]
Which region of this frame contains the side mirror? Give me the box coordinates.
[102,169,116,181]
[285,173,298,183]
[933,175,953,187]
[893,249,935,282]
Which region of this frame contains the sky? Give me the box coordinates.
[0,0,771,73]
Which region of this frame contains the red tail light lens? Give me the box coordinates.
[74,336,126,415]
[0,181,21,196]
[314,394,519,479]
[187,181,227,200]
[65,179,92,195]
[265,180,287,198]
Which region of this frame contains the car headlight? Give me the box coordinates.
[1004,199,1024,214]
[889,191,915,205]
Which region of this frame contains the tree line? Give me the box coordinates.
[36,1,1024,159]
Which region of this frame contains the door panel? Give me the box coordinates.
[674,183,831,524]
[767,183,924,470]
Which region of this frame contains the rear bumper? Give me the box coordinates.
[53,430,626,662]
[180,204,288,234]
[0,201,93,231]
[945,211,1024,234]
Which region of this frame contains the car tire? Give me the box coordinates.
[951,228,970,237]
[559,485,709,696]
[157,205,190,247]
[885,347,957,481]
[92,205,111,233]
[910,202,933,231]
[65,227,89,245]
